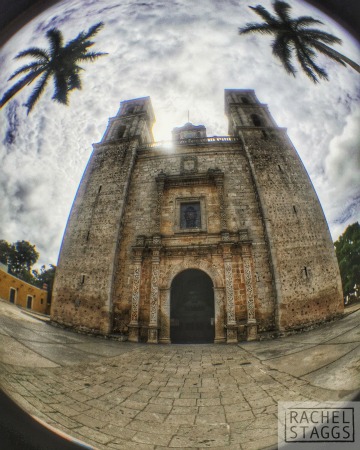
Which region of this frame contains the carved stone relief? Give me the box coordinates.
[180,155,198,174]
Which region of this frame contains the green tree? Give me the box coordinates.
[0,22,107,114]
[32,264,56,289]
[8,240,39,277]
[239,1,360,83]
[0,240,11,266]
[334,222,360,296]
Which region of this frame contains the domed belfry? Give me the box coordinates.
[51,90,343,343]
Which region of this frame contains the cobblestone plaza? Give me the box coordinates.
[1,300,359,449]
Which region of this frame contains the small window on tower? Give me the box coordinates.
[241,97,250,104]
[251,114,263,127]
[117,126,126,139]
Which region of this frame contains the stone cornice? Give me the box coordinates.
[155,169,224,189]
[140,136,242,150]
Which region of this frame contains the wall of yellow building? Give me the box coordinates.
[0,266,48,314]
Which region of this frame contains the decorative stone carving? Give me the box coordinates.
[224,259,236,325]
[149,261,160,324]
[163,257,223,290]
[152,234,162,246]
[221,241,237,343]
[243,257,256,322]
[181,155,198,174]
[214,287,226,343]
[148,237,162,343]
[136,235,146,246]
[130,265,141,322]
[239,229,249,241]
[242,244,258,341]
[221,231,230,241]
[159,289,171,344]
[128,243,144,342]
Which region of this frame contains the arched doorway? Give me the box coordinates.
[170,269,215,343]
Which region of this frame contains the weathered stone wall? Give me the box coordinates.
[225,89,343,330]
[113,141,276,339]
[51,139,140,333]
[52,90,343,341]
[52,97,155,334]
[244,128,343,329]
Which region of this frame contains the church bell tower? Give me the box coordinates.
[51,97,155,334]
[225,89,343,330]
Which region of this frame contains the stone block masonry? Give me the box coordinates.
[51,91,343,342]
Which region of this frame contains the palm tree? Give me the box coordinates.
[0,22,107,113]
[239,1,360,83]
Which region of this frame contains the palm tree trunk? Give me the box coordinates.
[316,42,360,74]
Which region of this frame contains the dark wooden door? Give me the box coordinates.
[170,269,214,343]
[9,288,15,304]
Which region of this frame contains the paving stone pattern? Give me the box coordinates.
[0,301,359,449]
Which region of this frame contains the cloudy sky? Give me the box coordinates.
[0,0,359,267]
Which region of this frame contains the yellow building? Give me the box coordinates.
[0,264,48,314]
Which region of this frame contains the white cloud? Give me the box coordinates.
[0,0,359,265]
[322,106,360,239]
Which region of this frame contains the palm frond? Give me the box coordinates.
[75,51,108,61]
[46,28,64,56]
[2,21,106,111]
[249,5,277,26]
[68,72,82,91]
[0,70,42,108]
[273,1,292,23]
[272,36,296,76]
[295,52,319,82]
[302,29,342,45]
[25,72,51,113]
[310,42,348,67]
[16,48,50,61]
[8,62,44,80]
[240,0,359,82]
[295,46,328,82]
[293,16,324,28]
[239,23,275,35]
[71,64,84,72]
[66,22,104,52]
[82,22,104,40]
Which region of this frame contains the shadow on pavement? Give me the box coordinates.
[0,389,93,450]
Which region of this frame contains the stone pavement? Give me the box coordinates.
[0,300,359,450]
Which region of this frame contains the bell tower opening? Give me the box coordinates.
[170,269,215,344]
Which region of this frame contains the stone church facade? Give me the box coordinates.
[51,89,343,343]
